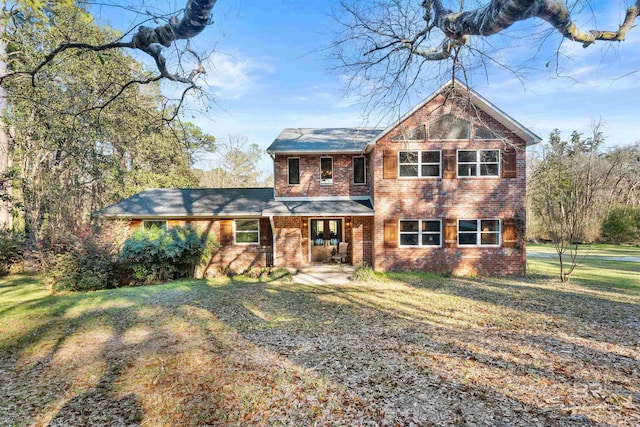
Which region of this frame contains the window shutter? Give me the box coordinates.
[502,218,518,248]
[444,218,457,247]
[383,150,397,179]
[384,219,398,248]
[442,149,456,179]
[220,220,234,246]
[502,148,517,178]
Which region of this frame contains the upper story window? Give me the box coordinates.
[353,156,366,184]
[320,157,333,185]
[457,150,500,177]
[458,219,500,246]
[143,220,167,230]
[235,219,260,244]
[429,114,470,140]
[288,158,300,185]
[474,125,502,140]
[392,125,425,142]
[399,219,442,247]
[398,150,441,178]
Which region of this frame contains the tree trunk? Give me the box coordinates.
[0,33,12,229]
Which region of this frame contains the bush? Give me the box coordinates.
[44,226,123,292]
[601,207,640,244]
[0,230,25,276]
[119,226,211,284]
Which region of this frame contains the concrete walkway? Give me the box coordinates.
[288,264,356,285]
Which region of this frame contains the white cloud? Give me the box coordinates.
[203,52,275,100]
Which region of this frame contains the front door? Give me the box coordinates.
[310,219,342,263]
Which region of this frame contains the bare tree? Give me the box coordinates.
[331,0,640,115]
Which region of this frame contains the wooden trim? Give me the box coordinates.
[444,218,457,247]
[220,219,234,246]
[383,150,397,179]
[384,219,398,248]
[502,148,517,178]
[442,149,456,179]
[502,218,518,248]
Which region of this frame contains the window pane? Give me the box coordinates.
[480,233,498,245]
[236,232,259,243]
[459,220,477,232]
[422,151,440,163]
[458,164,477,177]
[458,151,476,162]
[288,158,300,185]
[400,164,419,177]
[321,157,332,183]
[480,164,499,176]
[481,220,499,232]
[400,234,419,246]
[399,151,419,163]
[422,233,440,246]
[429,114,470,139]
[422,165,440,177]
[422,220,441,232]
[475,126,500,139]
[353,157,365,184]
[480,150,499,162]
[400,221,419,232]
[393,125,425,141]
[236,219,259,231]
[458,233,477,245]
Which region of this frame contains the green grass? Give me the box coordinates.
[1,254,638,425]
[528,242,640,257]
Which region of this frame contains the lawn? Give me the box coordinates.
[0,256,638,426]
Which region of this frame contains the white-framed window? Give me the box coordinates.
[320,157,333,184]
[399,219,442,247]
[398,150,441,178]
[235,219,260,244]
[288,157,300,185]
[458,219,501,246]
[353,156,366,184]
[457,149,500,177]
[143,220,167,230]
[429,114,470,140]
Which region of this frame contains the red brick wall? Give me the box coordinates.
[372,93,527,276]
[350,216,373,267]
[273,216,303,267]
[274,154,371,198]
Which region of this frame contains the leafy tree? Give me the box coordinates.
[196,135,270,188]
[2,2,214,240]
[601,207,640,244]
[528,126,621,281]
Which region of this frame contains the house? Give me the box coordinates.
[98,79,540,276]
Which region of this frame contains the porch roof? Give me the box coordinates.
[263,199,374,216]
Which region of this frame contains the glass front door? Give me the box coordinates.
[310,219,342,263]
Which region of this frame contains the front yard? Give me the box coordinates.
[0,255,638,425]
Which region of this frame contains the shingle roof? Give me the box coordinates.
[95,188,274,218]
[263,199,374,216]
[266,128,383,154]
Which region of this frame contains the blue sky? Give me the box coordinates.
[94,1,640,173]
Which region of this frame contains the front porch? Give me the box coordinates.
[271,215,373,268]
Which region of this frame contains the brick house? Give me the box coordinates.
[98,79,540,276]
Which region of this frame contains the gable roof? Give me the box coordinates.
[370,78,542,147]
[95,188,274,218]
[267,128,383,154]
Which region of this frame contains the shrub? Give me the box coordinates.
[44,225,123,292]
[119,226,211,284]
[0,230,25,276]
[601,207,640,244]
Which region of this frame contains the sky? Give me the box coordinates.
[93,0,640,175]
